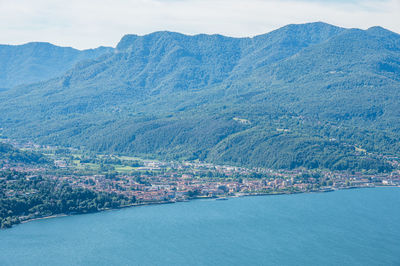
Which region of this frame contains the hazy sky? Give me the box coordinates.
[0,0,399,49]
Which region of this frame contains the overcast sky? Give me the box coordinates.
[0,0,399,49]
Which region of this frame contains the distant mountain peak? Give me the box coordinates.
[116,31,186,51]
[367,26,399,37]
[0,43,114,88]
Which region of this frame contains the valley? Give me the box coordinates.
[1,22,400,172]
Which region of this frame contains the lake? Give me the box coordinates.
[1,187,400,265]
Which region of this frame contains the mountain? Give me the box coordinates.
[0,42,113,89]
[0,22,399,172]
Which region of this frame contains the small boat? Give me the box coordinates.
[216,197,228,201]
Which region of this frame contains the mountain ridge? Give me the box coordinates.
[0,42,113,88]
[0,22,399,172]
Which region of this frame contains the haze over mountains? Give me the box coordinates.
[0,43,113,89]
[1,22,399,172]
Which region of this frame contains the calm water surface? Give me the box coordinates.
[1,187,400,265]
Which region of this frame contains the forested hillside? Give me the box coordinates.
[0,43,113,89]
[0,143,49,165]
[0,171,134,228]
[0,22,399,172]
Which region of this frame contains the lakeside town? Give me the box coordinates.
[2,139,400,205]
[45,161,400,204]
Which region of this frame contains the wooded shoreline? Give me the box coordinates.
[9,186,399,230]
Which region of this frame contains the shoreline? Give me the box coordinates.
[20,214,68,224]
[8,185,400,229]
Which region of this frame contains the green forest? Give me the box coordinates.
[0,143,49,165]
[0,171,135,229]
[1,22,400,172]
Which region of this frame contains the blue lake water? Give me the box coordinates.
[1,187,400,265]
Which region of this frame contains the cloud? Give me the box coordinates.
[0,0,399,49]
